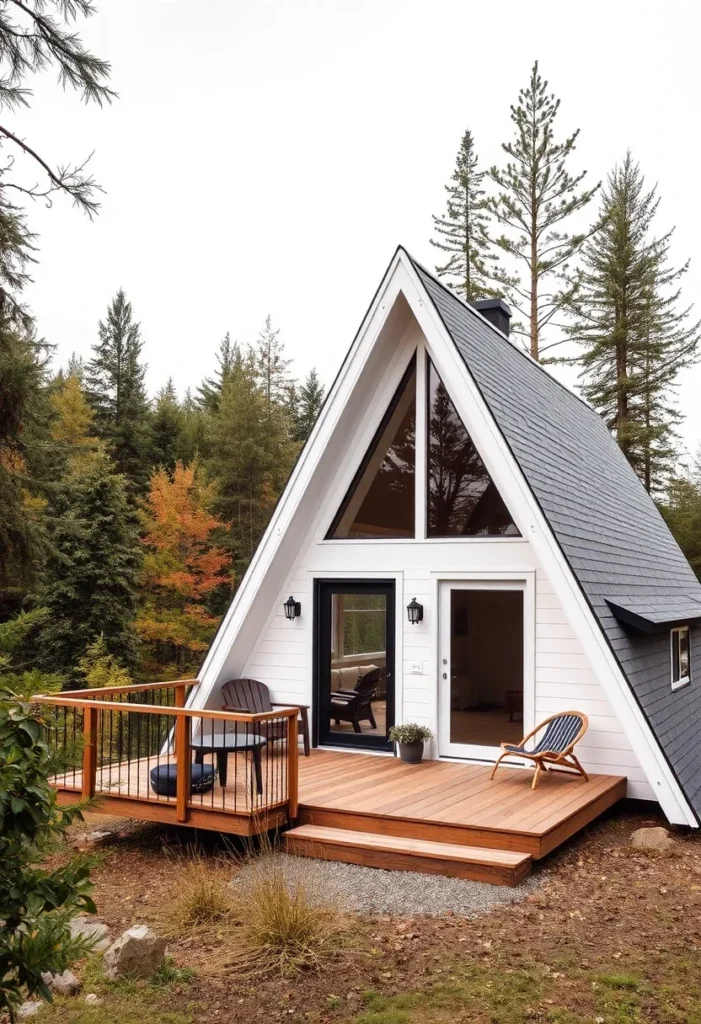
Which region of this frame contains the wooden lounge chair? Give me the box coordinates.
[490,711,589,790]
[331,667,383,734]
[221,678,311,757]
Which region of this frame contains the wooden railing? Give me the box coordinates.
[33,680,299,823]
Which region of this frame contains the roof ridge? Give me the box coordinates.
[402,247,599,419]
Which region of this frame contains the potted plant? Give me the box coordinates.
[389,723,434,764]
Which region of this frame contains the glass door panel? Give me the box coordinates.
[315,580,395,750]
[439,584,524,761]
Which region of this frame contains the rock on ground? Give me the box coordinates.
[631,826,676,854]
[40,970,81,996]
[103,925,166,980]
[18,1001,43,1019]
[69,916,110,951]
[84,994,103,1005]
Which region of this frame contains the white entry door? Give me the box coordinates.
[438,581,529,762]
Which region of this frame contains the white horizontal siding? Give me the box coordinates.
[534,570,652,799]
[241,570,310,703]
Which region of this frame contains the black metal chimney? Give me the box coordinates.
[471,298,512,338]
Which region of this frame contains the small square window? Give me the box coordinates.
[671,626,691,691]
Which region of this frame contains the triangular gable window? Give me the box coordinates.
[327,359,416,539]
[427,359,519,537]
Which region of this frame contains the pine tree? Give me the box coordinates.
[208,357,298,582]
[197,332,241,412]
[254,315,292,413]
[293,368,325,444]
[660,464,701,582]
[50,371,104,476]
[37,454,142,679]
[138,461,231,676]
[430,129,497,301]
[179,388,210,463]
[488,61,600,360]
[0,2,114,231]
[566,154,700,495]
[0,307,55,608]
[151,379,185,473]
[85,289,152,491]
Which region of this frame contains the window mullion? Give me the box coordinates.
[415,343,427,539]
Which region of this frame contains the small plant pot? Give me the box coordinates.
[398,740,424,764]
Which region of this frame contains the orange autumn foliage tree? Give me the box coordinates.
[137,461,232,676]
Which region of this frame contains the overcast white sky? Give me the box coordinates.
[20,0,701,455]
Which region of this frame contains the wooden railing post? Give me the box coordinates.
[175,712,191,823]
[287,711,299,819]
[82,704,98,800]
[174,684,186,709]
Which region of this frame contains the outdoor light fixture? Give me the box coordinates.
[283,595,301,620]
[407,598,423,625]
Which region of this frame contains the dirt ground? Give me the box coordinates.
[39,800,701,1023]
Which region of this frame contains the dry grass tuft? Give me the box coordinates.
[163,847,234,930]
[226,850,348,977]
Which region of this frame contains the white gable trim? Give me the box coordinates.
[398,257,696,826]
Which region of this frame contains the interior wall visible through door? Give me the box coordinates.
[448,589,524,749]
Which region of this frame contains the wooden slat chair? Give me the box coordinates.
[221,678,311,757]
[490,711,589,790]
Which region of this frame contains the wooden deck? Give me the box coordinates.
[39,683,627,885]
[296,750,627,859]
[54,747,626,869]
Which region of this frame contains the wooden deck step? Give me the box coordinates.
[284,824,532,887]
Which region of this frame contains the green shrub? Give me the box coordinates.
[0,691,96,1019]
[388,723,433,744]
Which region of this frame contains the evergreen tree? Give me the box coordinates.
[50,371,103,476]
[85,289,152,490]
[566,154,700,495]
[293,368,325,444]
[208,357,298,582]
[37,454,142,679]
[661,464,701,582]
[151,378,185,473]
[179,387,210,463]
[0,2,114,232]
[0,319,47,588]
[254,315,292,413]
[488,61,600,360]
[430,129,497,301]
[197,332,241,412]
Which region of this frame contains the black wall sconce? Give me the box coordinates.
[407,597,424,624]
[283,595,301,620]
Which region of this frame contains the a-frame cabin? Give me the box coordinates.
[40,247,701,884]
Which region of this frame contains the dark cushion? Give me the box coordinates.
[149,762,216,797]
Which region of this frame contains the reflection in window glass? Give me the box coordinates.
[671,626,691,689]
[427,360,519,537]
[328,363,415,539]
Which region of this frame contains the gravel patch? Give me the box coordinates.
[231,852,544,918]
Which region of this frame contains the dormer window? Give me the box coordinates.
[671,626,691,691]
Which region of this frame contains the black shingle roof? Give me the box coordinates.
[409,251,701,823]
